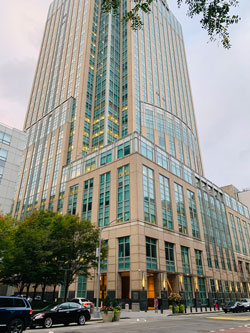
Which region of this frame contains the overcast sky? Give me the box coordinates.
[0,0,249,191]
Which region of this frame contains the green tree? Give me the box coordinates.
[101,0,240,48]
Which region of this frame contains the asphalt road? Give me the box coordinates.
[27,312,250,333]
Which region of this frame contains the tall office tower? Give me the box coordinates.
[13,0,250,308]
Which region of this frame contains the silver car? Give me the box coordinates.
[70,298,94,311]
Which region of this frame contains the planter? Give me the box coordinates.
[101,311,114,323]
[113,310,120,322]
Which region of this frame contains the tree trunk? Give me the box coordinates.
[52,284,57,302]
[33,284,38,299]
[41,284,46,301]
[26,283,31,298]
[18,282,24,295]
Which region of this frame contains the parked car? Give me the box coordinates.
[70,298,94,311]
[30,302,90,328]
[0,296,32,333]
[240,299,250,311]
[223,301,245,313]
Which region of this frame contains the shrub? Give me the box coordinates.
[179,304,185,313]
[169,305,173,310]
[168,292,181,305]
[175,305,179,313]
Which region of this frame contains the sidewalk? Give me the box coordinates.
[90,308,223,322]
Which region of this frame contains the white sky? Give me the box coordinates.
[0,0,249,190]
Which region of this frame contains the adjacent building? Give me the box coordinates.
[0,123,26,215]
[12,0,250,308]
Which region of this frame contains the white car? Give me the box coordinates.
[240,298,250,311]
[70,298,94,311]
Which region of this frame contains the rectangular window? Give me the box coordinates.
[210,279,216,294]
[181,246,190,273]
[100,150,112,166]
[229,213,240,252]
[118,236,130,270]
[159,175,172,229]
[246,263,250,279]
[101,240,108,272]
[77,275,87,297]
[82,178,94,221]
[67,185,78,215]
[143,165,156,224]
[165,242,175,272]
[224,281,229,292]
[231,281,236,293]
[117,141,130,158]
[236,217,247,254]
[212,243,219,269]
[0,148,8,161]
[85,157,96,172]
[174,183,187,234]
[0,131,11,145]
[195,250,203,275]
[219,247,226,270]
[184,276,193,306]
[198,278,207,305]
[98,172,110,226]
[146,237,157,270]
[224,248,232,271]
[218,280,223,293]
[187,190,200,238]
[117,165,130,222]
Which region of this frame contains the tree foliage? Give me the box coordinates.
[101,0,240,48]
[0,211,107,300]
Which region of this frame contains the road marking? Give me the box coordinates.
[207,317,250,321]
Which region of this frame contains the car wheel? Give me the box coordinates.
[7,318,24,333]
[78,315,86,325]
[224,310,227,313]
[44,317,53,328]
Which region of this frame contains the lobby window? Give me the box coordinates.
[143,165,156,224]
[237,282,241,293]
[146,237,157,270]
[218,280,223,293]
[67,185,78,215]
[117,141,130,159]
[210,279,216,294]
[174,183,187,234]
[195,250,203,275]
[117,165,130,222]
[224,281,229,292]
[118,236,130,270]
[100,150,112,166]
[98,172,110,226]
[231,281,236,293]
[246,263,250,279]
[198,278,206,305]
[0,131,11,145]
[181,246,190,274]
[82,178,94,221]
[229,213,240,252]
[187,190,200,238]
[184,276,193,306]
[159,175,172,229]
[0,148,8,161]
[77,275,87,298]
[165,242,175,272]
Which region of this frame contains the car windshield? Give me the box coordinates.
[227,302,235,306]
[50,305,59,311]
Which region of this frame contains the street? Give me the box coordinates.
[27,312,250,333]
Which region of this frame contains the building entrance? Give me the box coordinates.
[100,274,107,300]
[147,272,159,308]
[120,272,130,299]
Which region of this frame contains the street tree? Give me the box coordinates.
[101,0,240,48]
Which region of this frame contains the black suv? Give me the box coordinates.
[0,296,32,333]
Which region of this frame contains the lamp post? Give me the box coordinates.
[94,227,102,318]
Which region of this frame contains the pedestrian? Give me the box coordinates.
[154,297,159,313]
[215,301,218,310]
